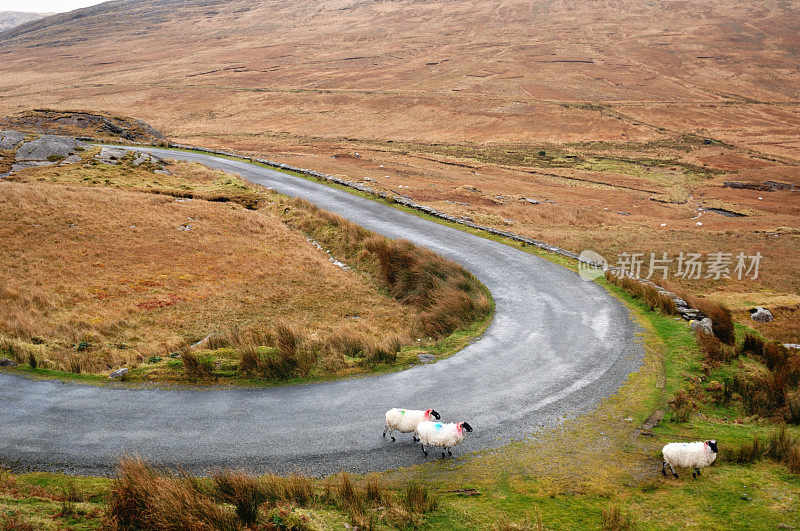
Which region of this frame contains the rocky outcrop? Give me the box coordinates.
[1,130,88,174]
[0,129,25,149]
[15,134,87,161]
[0,110,167,144]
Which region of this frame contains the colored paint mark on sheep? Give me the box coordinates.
[400,410,405,414]
[435,423,443,430]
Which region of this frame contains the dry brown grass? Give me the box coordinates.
[280,198,492,340]
[107,457,436,529]
[0,158,489,382]
[107,457,237,530]
[0,162,414,378]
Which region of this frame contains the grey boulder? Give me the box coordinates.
[109,367,130,380]
[690,317,714,335]
[750,307,774,322]
[15,134,88,161]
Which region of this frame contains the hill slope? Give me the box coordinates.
[0,0,798,151]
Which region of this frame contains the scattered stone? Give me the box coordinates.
[94,147,170,174]
[417,353,437,364]
[519,197,540,205]
[0,357,18,367]
[616,211,631,216]
[96,147,128,163]
[690,317,714,335]
[109,367,129,380]
[750,306,774,322]
[61,154,82,164]
[785,344,800,350]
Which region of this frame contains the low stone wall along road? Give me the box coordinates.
[0,147,644,475]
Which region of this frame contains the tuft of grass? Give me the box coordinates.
[336,472,363,515]
[696,329,737,365]
[670,388,697,422]
[180,350,212,379]
[401,483,438,514]
[211,470,266,526]
[689,297,735,345]
[601,504,636,530]
[740,332,765,357]
[107,456,237,530]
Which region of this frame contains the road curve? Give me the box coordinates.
[0,148,643,475]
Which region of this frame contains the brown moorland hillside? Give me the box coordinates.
[1,0,798,148]
[1,0,798,340]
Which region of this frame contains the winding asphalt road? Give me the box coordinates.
[0,148,643,475]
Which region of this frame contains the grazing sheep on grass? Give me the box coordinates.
[383,408,440,442]
[662,439,718,478]
[417,420,473,458]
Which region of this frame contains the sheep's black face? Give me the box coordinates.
[461,422,473,432]
[707,439,718,453]
[430,409,441,420]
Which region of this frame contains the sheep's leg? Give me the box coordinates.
[695,468,701,477]
[441,451,446,459]
[447,449,452,457]
[413,431,419,442]
[421,443,427,456]
[384,427,395,442]
[668,463,678,478]
[383,425,388,438]
[693,468,701,479]
[662,461,667,476]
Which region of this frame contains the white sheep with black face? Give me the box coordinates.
[383,408,441,442]
[662,439,718,478]
[417,420,473,458]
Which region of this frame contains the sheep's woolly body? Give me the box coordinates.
[384,408,438,441]
[662,441,717,470]
[417,421,465,450]
[385,409,430,433]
